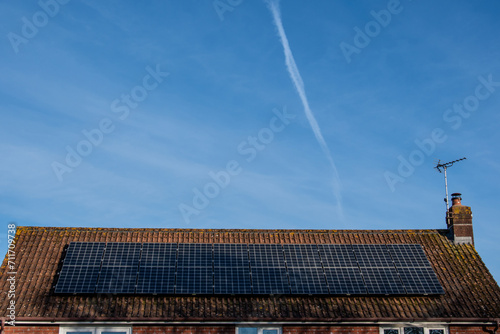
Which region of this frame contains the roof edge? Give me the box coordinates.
[15,225,448,234]
[11,317,500,325]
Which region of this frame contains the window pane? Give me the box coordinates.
[239,328,258,334]
[67,332,93,334]
[101,332,127,334]
[384,330,399,334]
[263,331,279,334]
[430,330,444,334]
[404,328,424,334]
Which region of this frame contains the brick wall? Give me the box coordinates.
[449,325,497,334]
[3,326,59,333]
[3,325,496,334]
[133,326,234,334]
[283,326,379,334]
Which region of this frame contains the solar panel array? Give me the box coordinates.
[55,242,444,295]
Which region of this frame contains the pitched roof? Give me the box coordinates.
[1,226,500,322]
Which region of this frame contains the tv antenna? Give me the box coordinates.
[434,157,467,210]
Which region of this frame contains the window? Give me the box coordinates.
[237,327,281,334]
[381,325,447,334]
[60,327,131,334]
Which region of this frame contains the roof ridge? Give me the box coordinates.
[15,226,447,234]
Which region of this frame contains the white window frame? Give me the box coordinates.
[236,326,282,334]
[380,324,448,334]
[59,326,131,334]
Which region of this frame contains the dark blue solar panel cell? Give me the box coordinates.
[251,266,290,294]
[249,244,289,294]
[283,245,328,294]
[317,244,358,268]
[177,243,212,267]
[136,243,177,294]
[360,267,406,294]
[323,267,366,294]
[248,244,286,268]
[176,244,213,294]
[288,267,328,294]
[351,245,406,294]
[317,244,365,295]
[214,266,252,294]
[96,243,141,294]
[283,244,322,267]
[387,244,444,295]
[397,267,444,294]
[55,242,105,294]
[387,244,431,268]
[61,242,106,267]
[352,244,394,267]
[214,244,251,294]
[56,265,101,294]
[176,267,213,294]
[214,244,249,267]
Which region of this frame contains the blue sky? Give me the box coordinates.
[1,0,499,282]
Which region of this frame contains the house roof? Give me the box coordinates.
[1,226,500,323]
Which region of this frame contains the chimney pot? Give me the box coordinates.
[451,193,462,206]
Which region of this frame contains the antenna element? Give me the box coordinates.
[434,157,467,211]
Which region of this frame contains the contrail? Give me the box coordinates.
[265,0,343,217]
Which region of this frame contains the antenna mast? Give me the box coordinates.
[434,157,467,210]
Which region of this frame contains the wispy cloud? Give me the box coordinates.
[265,0,343,217]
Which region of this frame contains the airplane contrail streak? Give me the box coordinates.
[266,0,343,217]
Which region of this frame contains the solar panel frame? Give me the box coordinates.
[54,242,105,294]
[136,243,177,294]
[95,242,142,294]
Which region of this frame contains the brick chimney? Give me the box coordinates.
[446,193,474,245]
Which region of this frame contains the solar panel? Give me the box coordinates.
[352,244,395,267]
[387,244,432,268]
[318,245,366,294]
[352,244,406,294]
[396,267,445,294]
[287,266,329,294]
[55,242,105,293]
[249,244,289,294]
[176,243,213,294]
[283,244,321,267]
[54,242,444,296]
[95,242,141,294]
[387,244,444,294]
[136,243,177,294]
[318,244,358,268]
[214,244,251,294]
[323,267,366,294]
[359,267,406,294]
[283,245,328,294]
